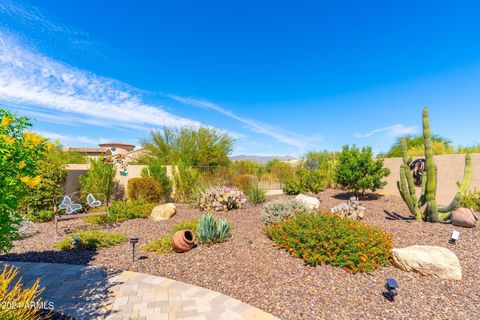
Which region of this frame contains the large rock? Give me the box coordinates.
[150,203,176,221]
[450,208,478,228]
[391,245,462,280]
[294,194,320,210]
[18,220,38,239]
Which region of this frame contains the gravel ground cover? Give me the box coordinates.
[3,190,479,320]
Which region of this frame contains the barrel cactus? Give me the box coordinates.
[397,108,472,222]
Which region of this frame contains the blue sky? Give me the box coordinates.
[1,0,480,156]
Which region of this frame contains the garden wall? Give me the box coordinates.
[381,153,480,205]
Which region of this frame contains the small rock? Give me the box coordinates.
[391,245,462,280]
[18,220,38,239]
[150,203,176,221]
[450,207,478,228]
[294,194,320,210]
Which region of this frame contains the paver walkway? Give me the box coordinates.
[1,261,279,320]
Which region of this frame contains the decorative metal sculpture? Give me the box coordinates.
[103,147,129,176]
[58,195,83,214]
[409,158,426,187]
[86,193,102,208]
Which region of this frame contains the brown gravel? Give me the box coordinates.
[3,190,479,320]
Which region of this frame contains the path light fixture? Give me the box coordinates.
[71,236,80,249]
[450,230,460,245]
[385,278,399,301]
[129,235,139,262]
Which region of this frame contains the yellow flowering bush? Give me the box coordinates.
[0,108,49,253]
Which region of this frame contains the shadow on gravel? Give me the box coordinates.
[2,249,98,265]
[333,192,383,201]
[384,210,415,222]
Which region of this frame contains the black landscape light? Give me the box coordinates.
[449,230,460,245]
[385,278,399,301]
[71,236,80,249]
[129,235,139,262]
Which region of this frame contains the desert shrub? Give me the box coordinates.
[26,210,53,223]
[141,161,172,202]
[235,174,257,192]
[54,230,127,250]
[84,200,156,225]
[264,159,295,182]
[334,145,390,195]
[198,186,246,211]
[198,165,236,188]
[381,134,454,158]
[262,199,309,225]
[266,213,393,273]
[142,219,198,255]
[173,163,201,203]
[460,189,480,212]
[127,177,161,203]
[20,145,67,221]
[282,178,305,195]
[197,214,232,245]
[80,158,116,201]
[247,181,266,205]
[0,265,45,320]
[139,126,233,166]
[1,109,49,253]
[302,151,338,189]
[233,160,260,175]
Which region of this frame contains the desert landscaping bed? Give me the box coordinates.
[3,189,479,320]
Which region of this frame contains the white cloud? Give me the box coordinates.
[37,130,107,146]
[355,124,418,138]
[169,95,309,148]
[0,33,203,131]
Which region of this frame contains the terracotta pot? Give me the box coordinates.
[172,230,196,253]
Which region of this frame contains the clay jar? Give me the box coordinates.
[172,230,196,253]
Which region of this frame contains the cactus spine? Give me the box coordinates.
[397,108,472,222]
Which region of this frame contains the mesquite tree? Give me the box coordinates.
[397,108,472,222]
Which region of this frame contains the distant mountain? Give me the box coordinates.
[230,155,298,164]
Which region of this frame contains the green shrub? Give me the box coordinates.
[334,145,390,195]
[460,189,480,212]
[173,163,201,203]
[54,230,127,250]
[127,177,161,203]
[247,181,266,205]
[262,199,309,225]
[197,214,232,245]
[282,178,305,195]
[141,161,172,202]
[235,174,257,192]
[302,151,338,189]
[142,219,198,255]
[198,186,246,211]
[266,213,393,273]
[80,158,116,201]
[26,210,53,223]
[84,200,156,225]
[20,145,67,221]
[1,109,49,253]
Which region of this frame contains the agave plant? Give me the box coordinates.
[197,214,232,245]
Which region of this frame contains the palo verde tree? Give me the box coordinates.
[397,108,472,222]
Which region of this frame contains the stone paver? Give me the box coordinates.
[1,261,279,320]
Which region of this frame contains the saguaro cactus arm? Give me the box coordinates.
[438,153,472,213]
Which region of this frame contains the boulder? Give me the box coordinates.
[294,194,320,210]
[391,245,462,280]
[18,220,38,239]
[450,208,478,228]
[150,203,176,221]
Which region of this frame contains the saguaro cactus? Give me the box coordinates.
[397,108,472,222]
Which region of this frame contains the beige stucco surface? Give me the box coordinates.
[381,153,480,205]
